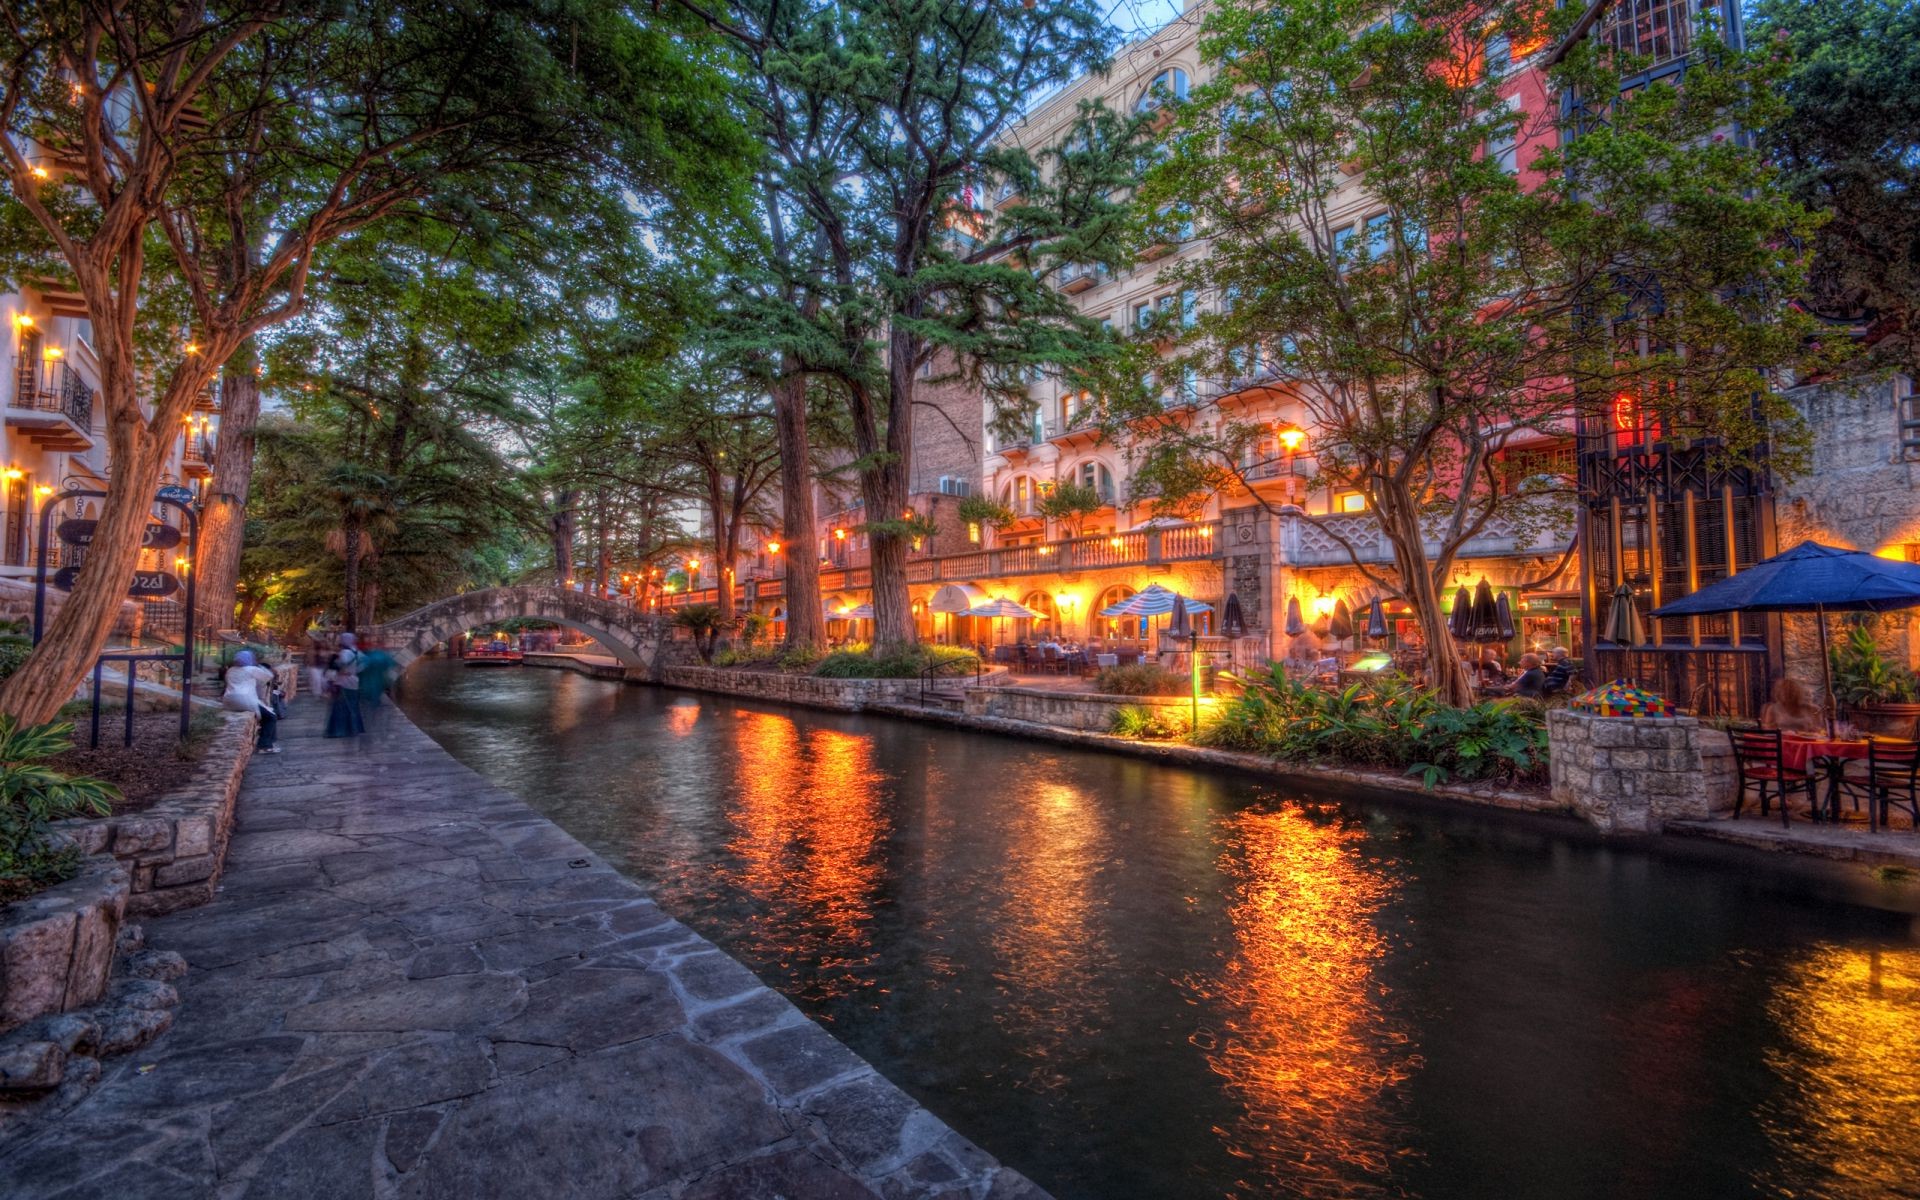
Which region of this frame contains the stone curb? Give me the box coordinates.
[52,710,256,916]
[0,856,127,1037]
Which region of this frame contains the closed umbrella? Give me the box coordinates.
[1330,598,1354,642]
[1468,579,1502,642]
[1602,583,1646,647]
[1285,596,1304,637]
[1495,592,1516,641]
[1650,540,1920,734]
[1169,594,1191,638]
[1365,597,1389,640]
[1448,585,1474,640]
[1222,592,1247,638]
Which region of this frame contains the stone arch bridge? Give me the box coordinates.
[371,586,671,677]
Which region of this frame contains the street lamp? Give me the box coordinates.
[1276,424,1307,504]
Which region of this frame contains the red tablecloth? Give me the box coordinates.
[1781,736,1871,774]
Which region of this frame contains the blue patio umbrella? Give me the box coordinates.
[1651,540,1920,732]
[1100,582,1213,618]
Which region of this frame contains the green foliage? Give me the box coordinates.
[775,644,830,672]
[0,718,118,902]
[1094,663,1190,697]
[713,646,776,669]
[0,637,32,683]
[813,645,980,679]
[1191,668,1549,786]
[957,495,1017,531]
[738,613,774,647]
[1752,0,1920,377]
[1828,622,1919,706]
[671,604,732,665]
[1109,703,1184,740]
[1035,481,1106,538]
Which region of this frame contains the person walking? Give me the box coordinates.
[223,650,281,753]
[305,634,330,700]
[359,640,397,711]
[324,632,366,738]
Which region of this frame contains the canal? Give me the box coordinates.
[398,660,1920,1200]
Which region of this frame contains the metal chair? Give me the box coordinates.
[1845,739,1920,831]
[1728,730,1815,828]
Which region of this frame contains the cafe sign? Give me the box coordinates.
[55,519,183,551]
[50,566,181,598]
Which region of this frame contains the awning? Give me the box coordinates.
[929,582,989,614]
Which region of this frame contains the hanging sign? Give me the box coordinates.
[155,485,195,505]
[50,566,181,598]
[55,519,182,550]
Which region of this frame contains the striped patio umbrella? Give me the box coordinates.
[826,602,875,620]
[967,596,1043,648]
[1099,583,1213,618]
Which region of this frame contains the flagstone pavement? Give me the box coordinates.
[0,698,1047,1200]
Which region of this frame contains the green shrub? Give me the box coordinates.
[0,717,119,903]
[1190,665,1549,787]
[1109,703,1183,740]
[0,637,32,683]
[775,644,830,672]
[814,644,980,679]
[1094,663,1189,696]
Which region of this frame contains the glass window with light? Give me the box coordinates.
[1335,490,1368,513]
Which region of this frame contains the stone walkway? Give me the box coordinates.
[0,700,1045,1200]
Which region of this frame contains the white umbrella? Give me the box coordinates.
[966,597,1042,647]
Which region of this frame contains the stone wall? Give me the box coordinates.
[53,711,255,916]
[0,857,126,1035]
[964,686,1196,732]
[1547,709,1735,834]
[1776,375,1920,700]
[658,666,942,712]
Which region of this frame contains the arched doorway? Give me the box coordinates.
[1094,584,1142,642]
[1020,590,1059,642]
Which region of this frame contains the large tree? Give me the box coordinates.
[1123,0,1821,705]
[686,0,1135,654]
[0,0,745,723]
[1752,0,1920,378]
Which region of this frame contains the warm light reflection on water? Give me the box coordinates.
[398,663,1920,1200]
[717,711,888,1006]
[1187,806,1414,1198]
[1759,944,1920,1196]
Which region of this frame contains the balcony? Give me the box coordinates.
[181,434,214,477]
[7,360,96,452]
[661,521,1224,609]
[1281,509,1573,569]
[1057,262,1098,294]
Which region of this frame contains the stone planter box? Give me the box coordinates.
[0,856,128,1035]
[964,686,1195,732]
[1548,709,1736,833]
[52,711,255,917]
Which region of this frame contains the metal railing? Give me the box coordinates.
[10,358,96,429]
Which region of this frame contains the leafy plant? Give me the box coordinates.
[957,495,1017,531]
[775,643,830,672]
[0,637,32,683]
[1109,703,1183,740]
[1828,622,1919,706]
[670,604,733,665]
[1094,663,1189,696]
[1035,481,1106,538]
[0,717,119,903]
[814,645,980,679]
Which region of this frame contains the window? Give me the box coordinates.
[1602,0,1696,66]
[1137,68,1189,113]
[1335,490,1368,513]
[1364,213,1393,259]
[1485,31,1512,77]
[1900,378,1920,462]
[1488,94,1523,174]
[1078,462,1115,503]
[1134,301,1154,331]
[938,476,972,497]
[1332,225,1355,271]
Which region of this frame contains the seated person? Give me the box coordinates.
[1475,651,1508,685]
[1512,653,1548,699]
[1760,677,1825,735]
[1541,646,1575,695]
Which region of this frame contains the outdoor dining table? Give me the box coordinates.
[1780,733,1874,828]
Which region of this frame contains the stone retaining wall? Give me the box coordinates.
[53,711,255,916]
[0,857,127,1035]
[1547,709,1736,834]
[964,686,1196,732]
[659,665,994,711]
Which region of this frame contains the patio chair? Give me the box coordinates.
[1041,646,1060,673]
[1844,739,1920,831]
[1728,730,1815,828]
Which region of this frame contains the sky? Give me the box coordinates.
[1105,0,1185,41]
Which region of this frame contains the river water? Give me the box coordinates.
[397,660,1920,1200]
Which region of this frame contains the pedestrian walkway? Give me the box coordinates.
[0,699,1046,1200]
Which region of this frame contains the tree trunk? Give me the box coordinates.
[771,370,824,650]
[196,345,262,633]
[342,515,363,630]
[550,489,576,585]
[0,425,166,725]
[594,490,609,597]
[864,331,917,655]
[1380,496,1475,707]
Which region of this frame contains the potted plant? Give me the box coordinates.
[1828,622,1920,737]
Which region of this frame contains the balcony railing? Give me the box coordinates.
[661,520,1223,610]
[1281,510,1573,568]
[10,359,95,429]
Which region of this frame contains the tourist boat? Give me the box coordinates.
[463,644,524,667]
